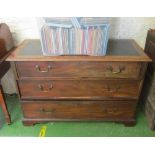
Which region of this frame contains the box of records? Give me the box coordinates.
[38,17,110,56]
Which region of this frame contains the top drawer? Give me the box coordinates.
[15,61,142,79]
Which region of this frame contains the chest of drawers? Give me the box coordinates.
[7,39,151,126]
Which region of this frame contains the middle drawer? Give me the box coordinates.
[18,79,140,100]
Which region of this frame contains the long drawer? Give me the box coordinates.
[18,79,141,100]
[22,100,136,120]
[16,61,142,79]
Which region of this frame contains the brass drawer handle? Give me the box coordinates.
[102,108,118,113]
[107,66,125,74]
[38,84,53,92]
[39,108,55,114]
[35,65,52,73]
[107,109,117,114]
[105,85,121,93]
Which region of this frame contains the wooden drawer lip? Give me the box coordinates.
[21,100,137,120]
[22,118,134,122]
[18,79,141,100]
[15,61,142,79]
[19,96,138,101]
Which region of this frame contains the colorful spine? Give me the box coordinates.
[40,18,109,56]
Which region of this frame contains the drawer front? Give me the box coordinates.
[18,79,140,100]
[16,61,142,79]
[22,100,137,120]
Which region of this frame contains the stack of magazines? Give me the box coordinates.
[39,17,109,56]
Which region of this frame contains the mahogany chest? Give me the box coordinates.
[7,39,151,126]
[141,29,155,130]
[0,23,14,124]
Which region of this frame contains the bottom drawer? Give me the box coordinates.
[22,100,137,120]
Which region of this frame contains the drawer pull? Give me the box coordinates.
[107,109,117,114]
[39,109,55,114]
[38,84,53,92]
[107,66,125,74]
[105,86,121,93]
[35,65,52,73]
[102,108,118,113]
